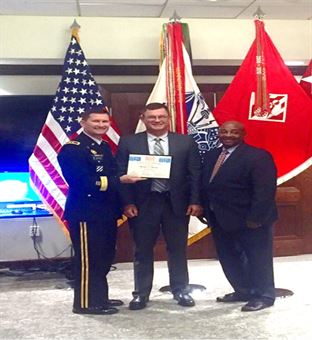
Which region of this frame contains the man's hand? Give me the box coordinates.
[186,204,203,217]
[120,174,147,184]
[246,220,261,229]
[124,204,139,218]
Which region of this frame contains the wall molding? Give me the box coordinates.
[0,64,306,76]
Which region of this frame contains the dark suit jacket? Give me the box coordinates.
[116,132,201,216]
[202,142,278,231]
[57,133,121,222]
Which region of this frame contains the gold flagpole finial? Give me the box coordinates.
[169,10,182,22]
[70,19,81,43]
[253,6,266,19]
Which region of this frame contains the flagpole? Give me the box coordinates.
[158,12,207,296]
[252,6,265,19]
[169,10,181,22]
[252,8,293,299]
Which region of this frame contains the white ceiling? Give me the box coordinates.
[0,0,311,20]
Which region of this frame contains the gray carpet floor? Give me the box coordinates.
[0,255,311,340]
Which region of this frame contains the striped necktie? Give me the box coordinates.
[209,149,229,182]
[151,138,168,192]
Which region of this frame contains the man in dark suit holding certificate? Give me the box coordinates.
[202,120,278,312]
[116,102,202,310]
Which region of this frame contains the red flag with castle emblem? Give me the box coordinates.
[213,19,312,184]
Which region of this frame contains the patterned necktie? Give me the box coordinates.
[209,149,229,182]
[151,138,168,192]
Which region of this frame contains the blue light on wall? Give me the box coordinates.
[0,172,42,203]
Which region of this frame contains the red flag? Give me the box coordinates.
[300,59,312,99]
[28,34,120,230]
[213,19,312,184]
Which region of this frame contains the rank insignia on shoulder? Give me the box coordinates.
[66,141,80,145]
[90,149,97,155]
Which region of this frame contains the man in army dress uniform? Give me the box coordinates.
[58,108,142,315]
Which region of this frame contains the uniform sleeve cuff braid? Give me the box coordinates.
[99,176,108,191]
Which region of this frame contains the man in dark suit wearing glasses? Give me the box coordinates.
[116,102,203,310]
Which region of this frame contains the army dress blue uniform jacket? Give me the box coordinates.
[57,132,121,223]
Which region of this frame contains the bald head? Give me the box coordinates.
[220,120,245,131]
[218,120,246,148]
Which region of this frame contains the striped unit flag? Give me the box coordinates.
[136,21,220,244]
[28,35,120,229]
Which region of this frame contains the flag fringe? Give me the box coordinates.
[277,157,312,185]
[187,227,211,246]
[117,214,128,227]
[34,187,70,240]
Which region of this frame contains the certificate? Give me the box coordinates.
[127,154,172,179]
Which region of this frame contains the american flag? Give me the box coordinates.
[28,36,120,225]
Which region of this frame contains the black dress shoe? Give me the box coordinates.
[174,292,195,307]
[106,299,124,307]
[216,292,250,303]
[72,306,119,315]
[129,296,148,310]
[241,299,274,312]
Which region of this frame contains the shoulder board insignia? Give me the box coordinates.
[90,149,98,155]
[66,141,80,145]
